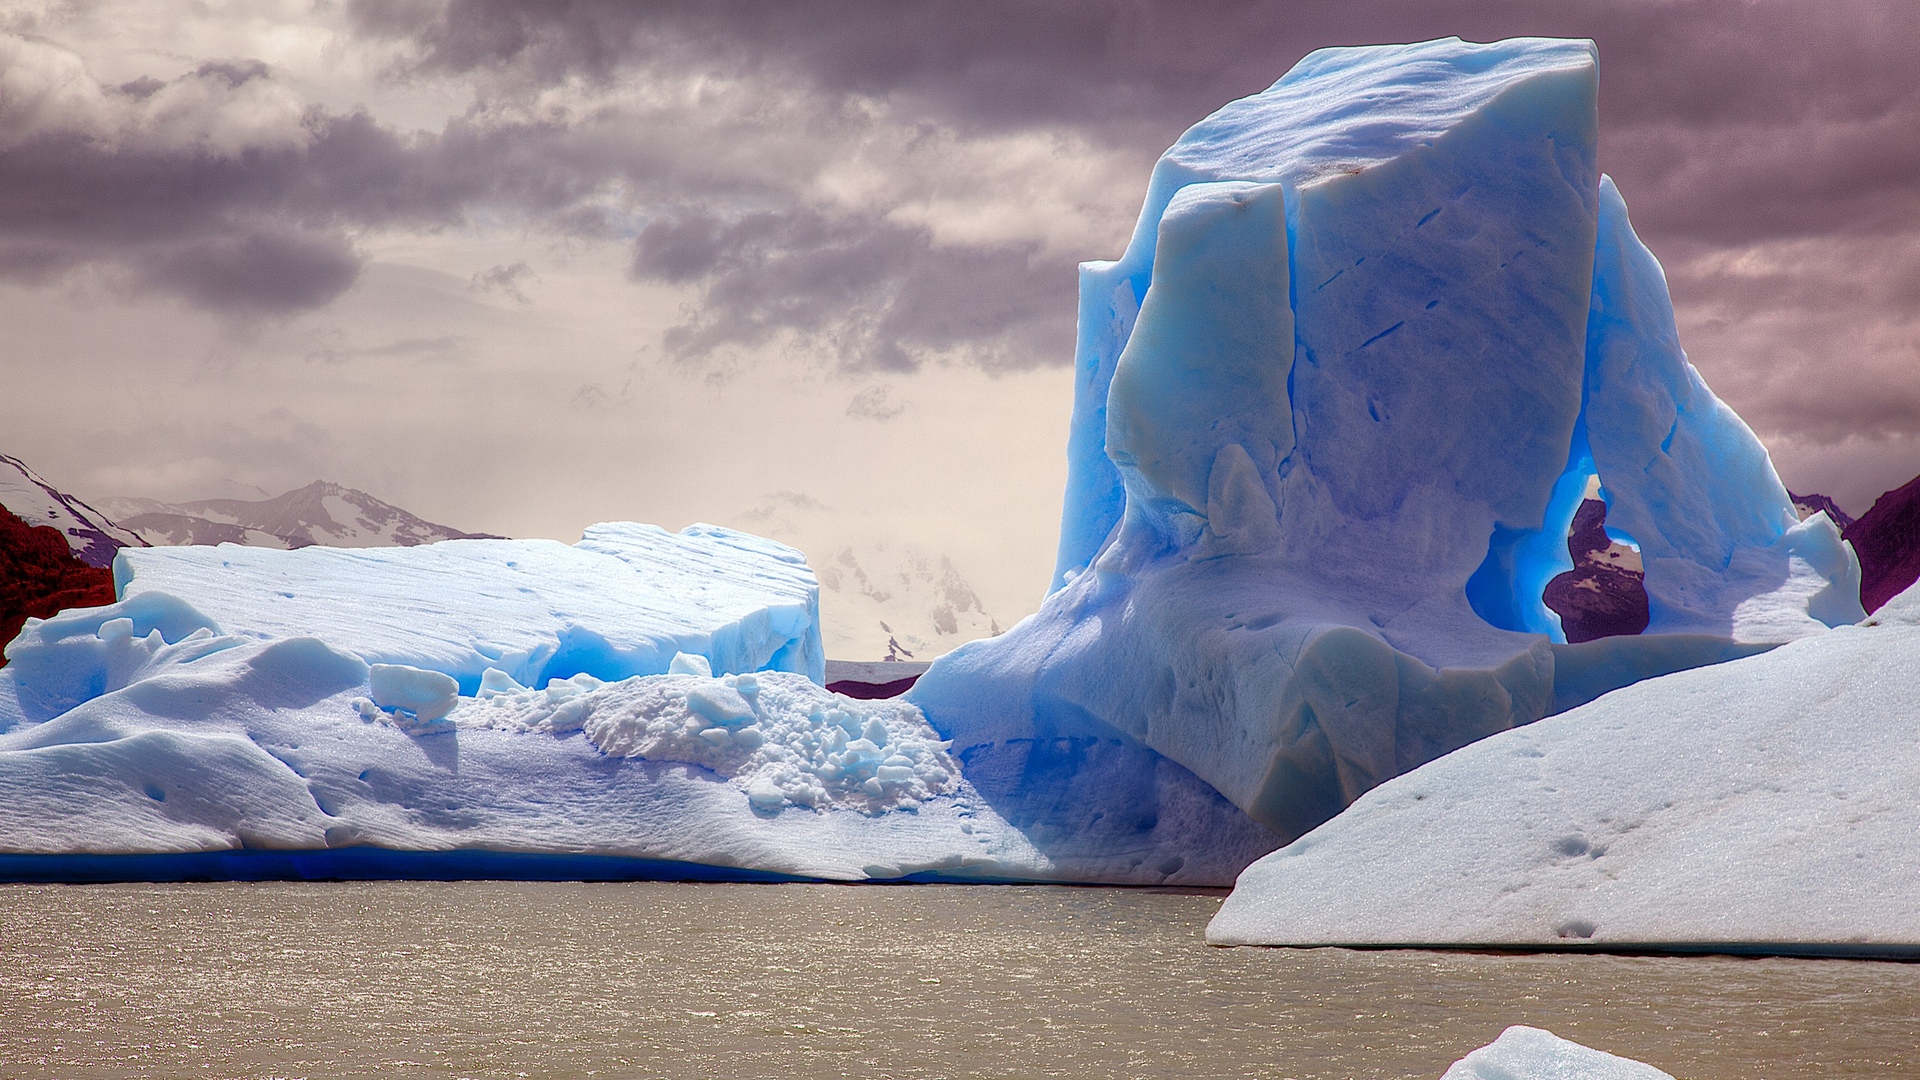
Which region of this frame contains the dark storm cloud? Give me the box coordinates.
[340,0,1920,443]
[11,1,1919,443]
[631,207,1071,371]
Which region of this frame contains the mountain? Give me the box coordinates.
[0,454,126,663]
[0,455,145,568]
[729,492,1004,661]
[1843,473,1920,613]
[0,507,118,665]
[100,481,500,550]
[1541,498,1650,643]
[1790,490,1855,530]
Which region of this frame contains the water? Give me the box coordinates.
[2,882,1915,1079]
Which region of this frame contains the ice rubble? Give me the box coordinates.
[913,36,1862,848]
[1205,581,1920,953]
[1441,1027,1672,1080]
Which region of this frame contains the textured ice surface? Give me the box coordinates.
[0,593,1244,884]
[1440,1027,1673,1080]
[918,37,1861,848]
[113,522,827,693]
[1206,581,1920,951]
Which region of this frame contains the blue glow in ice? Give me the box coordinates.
[923,36,1862,847]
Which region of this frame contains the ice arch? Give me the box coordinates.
[915,37,1862,849]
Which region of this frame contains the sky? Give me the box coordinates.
[3,0,1919,643]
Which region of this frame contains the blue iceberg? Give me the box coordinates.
[0,37,1867,886]
[914,36,1862,847]
[0,525,1256,884]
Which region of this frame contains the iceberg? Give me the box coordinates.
[1441,1027,1673,1080]
[109,522,827,696]
[0,524,1249,884]
[1205,582,1920,954]
[914,36,1862,849]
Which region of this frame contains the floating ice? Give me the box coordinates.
[915,36,1862,850]
[112,522,826,692]
[0,584,1243,884]
[1440,1027,1673,1080]
[1206,580,1920,953]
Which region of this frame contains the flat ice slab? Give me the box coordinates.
[111,522,827,691]
[1441,1027,1673,1080]
[1207,583,1920,954]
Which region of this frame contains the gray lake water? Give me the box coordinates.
[1,882,1915,1079]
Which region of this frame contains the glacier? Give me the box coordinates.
[913,36,1862,848]
[1205,580,1920,955]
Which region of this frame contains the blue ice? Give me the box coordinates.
[919,36,1863,846]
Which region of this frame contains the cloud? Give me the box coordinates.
[9,0,1920,425]
[846,385,906,421]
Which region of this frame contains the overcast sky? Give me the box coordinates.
[4,0,1918,629]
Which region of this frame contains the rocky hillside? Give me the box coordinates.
[1844,474,1920,613]
[1542,498,1650,643]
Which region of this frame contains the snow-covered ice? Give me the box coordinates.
[1440,1027,1672,1080]
[113,522,827,691]
[1206,581,1920,953]
[0,550,1244,884]
[914,36,1861,851]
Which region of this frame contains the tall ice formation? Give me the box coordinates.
[912,37,1863,845]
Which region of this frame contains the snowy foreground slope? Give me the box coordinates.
[1207,582,1920,953]
[913,35,1861,851]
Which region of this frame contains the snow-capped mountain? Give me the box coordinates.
[1790,490,1855,530]
[100,481,499,550]
[729,492,1003,661]
[0,455,146,568]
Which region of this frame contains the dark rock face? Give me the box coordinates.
[1790,491,1855,530]
[826,676,921,700]
[1542,498,1651,643]
[1844,474,1920,613]
[0,509,116,666]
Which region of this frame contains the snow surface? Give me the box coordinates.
[0,455,144,567]
[915,36,1861,851]
[1206,581,1920,952]
[1441,1027,1672,1080]
[112,522,827,692]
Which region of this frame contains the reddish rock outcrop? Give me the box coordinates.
[0,509,116,665]
[1844,474,1920,614]
[1542,498,1651,643]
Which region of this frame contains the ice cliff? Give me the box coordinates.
[913,36,1862,846]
